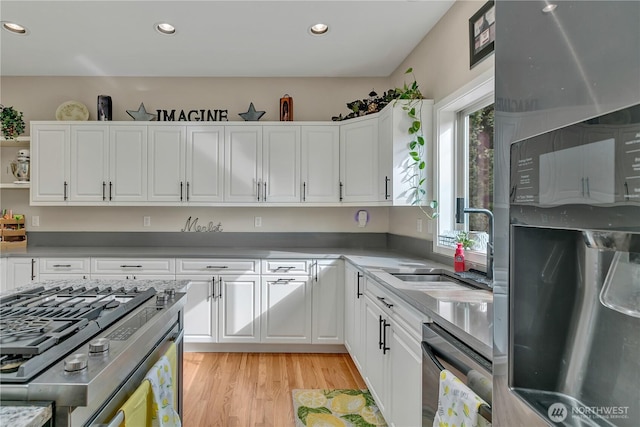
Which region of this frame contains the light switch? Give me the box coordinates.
[254,216,262,227]
[143,216,151,227]
[31,216,40,227]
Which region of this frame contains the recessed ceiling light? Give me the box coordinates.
[309,23,329,35]
[542,4,558,13]
[2,22,28,35]
[155,22,176,35]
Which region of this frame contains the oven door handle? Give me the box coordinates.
[171,328,185,344]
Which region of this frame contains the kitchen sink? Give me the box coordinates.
[388,272,473,291]
[390,273,458,282]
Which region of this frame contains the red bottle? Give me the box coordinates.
[454,243,465,272]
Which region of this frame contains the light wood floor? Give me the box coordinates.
[183,352,366,427]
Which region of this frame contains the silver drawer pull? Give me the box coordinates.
[120,265,143,268]
[273,266,295,272]
[206,265,229,269]
[52,264,72,268]
[273,278,296,284]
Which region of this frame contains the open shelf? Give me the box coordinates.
[0,136,30,147]
[0,182,30,189]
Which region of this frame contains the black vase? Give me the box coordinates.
[97,95,112,121]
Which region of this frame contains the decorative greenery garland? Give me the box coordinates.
[0,105,25,139]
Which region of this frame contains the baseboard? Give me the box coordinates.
[184,342,347,353]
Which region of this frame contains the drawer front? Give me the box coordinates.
[91,258,175,275]
[261,259,311,275]
[40,258,90,274]
[176,259,259,275]
[365,276,426,336]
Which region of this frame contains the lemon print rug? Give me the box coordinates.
[293,389,387,427]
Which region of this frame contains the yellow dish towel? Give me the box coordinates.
[164,342,178,407]
[145,344,181,427]
[119,379,152,427]
[433,369,491,427]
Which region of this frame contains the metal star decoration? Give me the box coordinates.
[126,102,157,121]
[238,102,265,121]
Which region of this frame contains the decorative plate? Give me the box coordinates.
[56,101,89,121]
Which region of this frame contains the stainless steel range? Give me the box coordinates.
[0,280,186,426]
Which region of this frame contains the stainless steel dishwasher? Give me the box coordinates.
[422,322,493,426]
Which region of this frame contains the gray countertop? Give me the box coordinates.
[2,246,493,360]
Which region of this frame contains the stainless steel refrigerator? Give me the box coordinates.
[495,1,640,426]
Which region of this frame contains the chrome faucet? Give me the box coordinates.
[459,206,494,280]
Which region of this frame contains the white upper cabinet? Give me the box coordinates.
[148,126,186,203]
[70,125,109,203]
[378,100,434,205]
[186,126,224,203]
[340,116,379,202]
[262,125,301,202]
[301,125,340,203]
[224,126,263,202]
[109,126,147,203]
[31,124,70,204]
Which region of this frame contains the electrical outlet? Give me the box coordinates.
[31,216,40,227]
[254,216,262,227]
[417,219,423,232]
[143,216,151,227]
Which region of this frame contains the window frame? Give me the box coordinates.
[433,68,495,266]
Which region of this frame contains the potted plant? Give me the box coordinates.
[456,231,476,250]
[393,68,438,219]
[1,105,26,140]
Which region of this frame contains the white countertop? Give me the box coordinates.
[0,403,52,427]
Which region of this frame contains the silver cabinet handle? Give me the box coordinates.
[102,181,106,201]
[64,181,68,201]
[180,182,184,202]
[272,278,296,285]
[120,265,142,268]
[257,181,261,201]
[206,265,229,269]
[186,182,190,201]
[273,266,295,272]
[385,176,390,200]
[109,181,113,201]
[218,278,223,299]
[52,264,72,268]
[263,182,267,202]
[339,182,343,201]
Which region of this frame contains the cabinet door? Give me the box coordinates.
[224,126,262,202]
[186,126,224,203]
[5,258,37,291]
[344,264,364,370]
[109,126,147,202]
[262,126,300,202]
[363,295,388,415]
[301,126,340,202]
[261,275,311,343]
[182,277,217,342]
[378,107,393,203]
[388,320,422,427]
[148,126,185,203]
[31,124,69,203]
[70,125,109,203]
[340,118,379,202]
[218,274,261,342]
[312,259,344,344]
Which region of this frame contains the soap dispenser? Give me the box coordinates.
[454,243,465,272]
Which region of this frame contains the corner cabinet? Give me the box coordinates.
[378,100,434,205]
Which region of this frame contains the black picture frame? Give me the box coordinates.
[469,0,495,69]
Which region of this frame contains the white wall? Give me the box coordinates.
[388,0,495,240]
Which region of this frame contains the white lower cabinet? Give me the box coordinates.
[362,277,423,427]
[4,258,38,292]
[38,257,90,281]
[312,259,344,344]
[261,275,311,343]
[182,277,217,342]
[344,263,365,370]
[218,274,261,342]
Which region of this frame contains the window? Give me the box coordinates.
[434,69,494,265]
